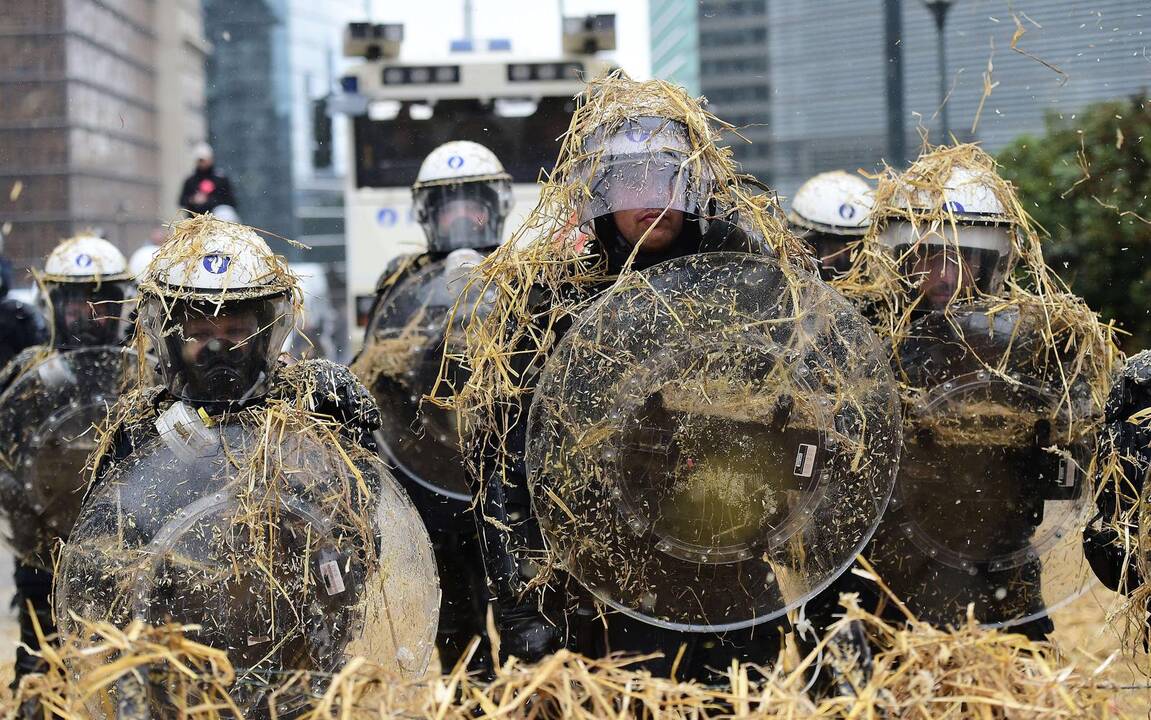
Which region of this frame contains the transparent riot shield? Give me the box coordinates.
[868,302,1096,630]
[0,346,141,566]
[55,407,439,716]
[355,251,491,502]
[526,252,902,631]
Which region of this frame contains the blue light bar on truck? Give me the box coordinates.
[382,65,461,85]
[506,62,584,83]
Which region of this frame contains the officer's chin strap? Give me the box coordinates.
[235,370,267,406]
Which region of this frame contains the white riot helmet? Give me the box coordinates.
[128,245,159,281]
[39,235,134,350]
[212,205,241,223]
[577,116,712,226]
[879,164,1015,311]
[138,216,298,405]
[573,115,729,266]
[788,171,873,278]
[411,141,513,254]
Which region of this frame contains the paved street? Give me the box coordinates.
[0,549,16,690]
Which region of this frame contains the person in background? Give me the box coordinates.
[787,170,873,281]
[178,142,238,216]
[128,227,167,281]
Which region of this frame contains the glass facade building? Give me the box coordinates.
[202,0,361,261]
[649,0,700,96]
[769,0,1151,196]
[651,0,1149,196]
[698,0,771,183]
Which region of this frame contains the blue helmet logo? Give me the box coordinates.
[202,254,231,274]
[75,253,94,268]
[624,125,653,144]
[837,203,857,220]
[944,200,966,213]
[447,155,465,170]
[377,208,398,227]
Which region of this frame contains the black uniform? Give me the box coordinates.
[178,164,238,216]
[91,360,380,482]
[469,218,791,680]
[1084,351,1150,610]
[802,306,1072,691]
[1,347,57,684]
[0,267,48,370]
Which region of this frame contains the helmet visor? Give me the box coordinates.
[881,221,1012,310]
[47,281,131,349]
[575,118,710,227]
[142,293,293,403]
[897,244,1005,311]
[414,183,507,253]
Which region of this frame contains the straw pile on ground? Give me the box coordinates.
[6,594,1124,719]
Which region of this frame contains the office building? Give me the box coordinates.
[202,0,361,261]
[698,0,771,183]
[0,0,207,272]
[768,0,1151,196]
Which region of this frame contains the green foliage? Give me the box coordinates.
[997,95,1151,350]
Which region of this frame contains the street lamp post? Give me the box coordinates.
[922,0,955,141]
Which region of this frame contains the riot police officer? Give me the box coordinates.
[353,141,513,672]
[787,170,873,281]
[1084,351,1151,637]
[0,234,136,684]
[466,91,899,681]
[53,216,439,716]
[359,140,513,331]
[810,153,1099,647]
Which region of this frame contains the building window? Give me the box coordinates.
[699,27,767,47]
[701,57,768,75]
[699,0,766,17]
[707,85,770,103]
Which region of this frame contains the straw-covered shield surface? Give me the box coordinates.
[352,250,492,501]
[0,346,142,566]
[526,252,902,631]
[55,405,438,715]
[870,300,1096,628]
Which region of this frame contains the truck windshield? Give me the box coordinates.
[353,95,576,188]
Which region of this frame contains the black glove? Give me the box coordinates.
[1083,522,1133,593]
[273,359,382,451]
[494,600,562,663]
